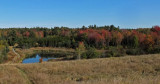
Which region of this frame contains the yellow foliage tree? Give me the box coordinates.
[76,42,85,60]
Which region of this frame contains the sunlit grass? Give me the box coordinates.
[1,54,160,84]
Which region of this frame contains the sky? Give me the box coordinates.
[0,0,160,28]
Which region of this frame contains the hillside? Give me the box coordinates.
[0,54,160,84]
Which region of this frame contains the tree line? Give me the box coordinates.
[0,25,160,59]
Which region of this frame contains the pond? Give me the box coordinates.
[22,54,56,64]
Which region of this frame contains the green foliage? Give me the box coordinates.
[133,36,139,48]
[126,49,145,55]
[81,47,100,59]
[151,46,160,54]
[0,40,9,63]
[17,38,36,49]
[105,46,126,57]
[29,31,36,38]
[7,30,17,46]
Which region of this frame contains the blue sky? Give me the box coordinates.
[0,0,160,28]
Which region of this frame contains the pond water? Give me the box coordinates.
[22,54,56,64]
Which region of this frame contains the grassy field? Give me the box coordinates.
[0,54,160,84]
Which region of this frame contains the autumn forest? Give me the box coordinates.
[0,25,160,63]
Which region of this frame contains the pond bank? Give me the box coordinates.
[22,54,56,64]
[7,47,76,64]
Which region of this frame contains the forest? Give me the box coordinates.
[0,25,160,62]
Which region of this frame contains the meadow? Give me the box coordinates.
[1,54,160,84]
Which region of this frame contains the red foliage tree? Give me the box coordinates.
[143,35,155,50]
[101,29,111,46]
[38,31,44,38]
[16,32,22,37]
[137,33,146,44]
[150,32,160,45]
[111,31,123,46]
[23,31,30,37]
[152,26,160,35]
[61,29,70,37]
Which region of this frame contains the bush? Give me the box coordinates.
[150,46,160,54]
[105,46,126,57]
[81,53,87,59]
[126,48,145,55]
[81,47,100,59]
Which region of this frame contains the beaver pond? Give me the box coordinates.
[22,54,56,64]
[22,50,76,64]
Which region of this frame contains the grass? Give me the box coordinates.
[0,54,160,84]
[6,47,36,63]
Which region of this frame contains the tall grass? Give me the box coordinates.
[0,54,160,84]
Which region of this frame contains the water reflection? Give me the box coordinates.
[22,54,56,64]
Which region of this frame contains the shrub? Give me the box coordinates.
[81,47,100,59]
[105,46,126,57]
[151,46,160,54]
[126,48,145,55]
[81,53,87,59]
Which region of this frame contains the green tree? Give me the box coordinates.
[133,36,139,48]
[82,47,100,59]
[29,31,36,38]
[8,30,17,46]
